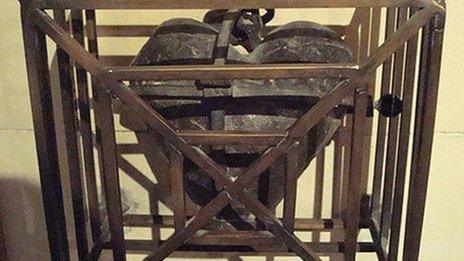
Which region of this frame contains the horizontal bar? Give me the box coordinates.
[36,0,428,9]
[263,24,348,38]
[189,231,283,246]
[117,240,376,255]
[90,25,347,38]
[123,214,344,231]
[129,84,327,99]
[100,55,134,66]
[108,63,359,81]
[232,85,325,98]
[92,25,158,37]
[178,130,288,146]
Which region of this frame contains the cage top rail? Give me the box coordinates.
[35,0,440,10]
[28,1,443,84]
[106,4,439,82]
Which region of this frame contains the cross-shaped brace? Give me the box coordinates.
[136,78,363,261]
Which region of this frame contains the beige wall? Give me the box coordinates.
[0,0,463,260]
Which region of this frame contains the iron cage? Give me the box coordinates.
[19,0,446,260]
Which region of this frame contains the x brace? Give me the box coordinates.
[28,5,442,260]
[144,79,355,261]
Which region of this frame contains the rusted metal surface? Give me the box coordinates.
[18,1,446,260]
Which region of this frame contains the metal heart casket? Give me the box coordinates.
[119,17,353,229]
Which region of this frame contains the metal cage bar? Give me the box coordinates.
[35,0,436,9]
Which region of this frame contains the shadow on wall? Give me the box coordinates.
[0,175,50,261]
[0,207,7,260]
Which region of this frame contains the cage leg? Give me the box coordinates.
[344,89,369,261]
[20,6,70,260]
[257,169,272,230]
[403,10,445,261]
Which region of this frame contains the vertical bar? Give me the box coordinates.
[20,6,70,260]
[72,9,102,243]
[53,9,89,259]
[360,7,381,196]
[229,255,245,261]
[208,10,239,151]
[403,9,445,261]
[341,116,353,219]
[85,9,126,260]
[265,256,275,261]
[359,7,372,63]
[148,190,161,245]
[169,146,186,232]
[380,7,408,249]
[329,12,364,256]
[339,16,360,232]
[344,89,369,261]
[312,150,325,242]
[358,8,372,196]
[345,8,362,61]
[283,145,298,233]
[85,10,99,59]
[330,131,343,261]
[93,84,126,260]
[371,7,397,225]
[257,170,272,230]
[387,7,420,261]
[331,132,343,218]
[339,6,359,224]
